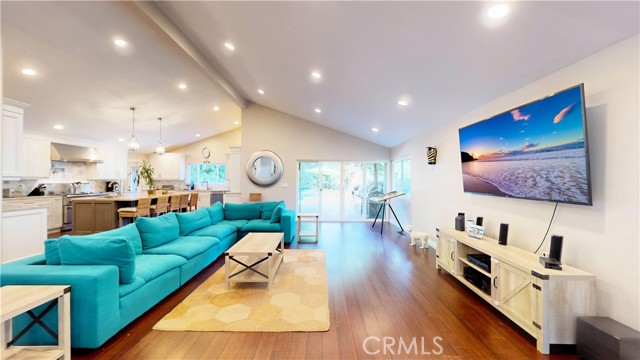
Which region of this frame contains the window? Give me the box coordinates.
[189,163,226,187]
[393,159,410,193]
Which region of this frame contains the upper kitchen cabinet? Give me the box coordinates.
[22,135,51,178]
[2,99,28,179]
[148,153,185,180]
[92,147,128,180]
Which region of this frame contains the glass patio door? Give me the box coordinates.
[298,161,388,221]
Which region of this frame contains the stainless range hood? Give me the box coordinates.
[51,143,103,163]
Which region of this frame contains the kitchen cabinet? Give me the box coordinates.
[2,99,28,179]
[2,209,47,263]
[148,153,186,180]
[22,136,51,178]
[3,196,63,231]
[92,147,128,180]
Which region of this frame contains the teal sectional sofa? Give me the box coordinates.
[0,201,296,349]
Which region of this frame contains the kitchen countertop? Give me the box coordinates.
[70,191,193,202]
[3,195,64,199]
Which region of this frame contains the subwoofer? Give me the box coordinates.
[549,235,564,262]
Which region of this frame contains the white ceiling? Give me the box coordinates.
[2,1,639,151]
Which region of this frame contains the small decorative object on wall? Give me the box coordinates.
[246,150,284,186]
[468,224,485,239]
[426,146,437,165]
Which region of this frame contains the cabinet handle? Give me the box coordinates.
[450,252,454,261]
[493,277,498,288]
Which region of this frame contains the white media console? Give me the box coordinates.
[436,227,596,354]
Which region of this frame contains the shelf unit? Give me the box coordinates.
[436,227,596,354]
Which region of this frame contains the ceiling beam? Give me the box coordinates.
[132,1,248,109]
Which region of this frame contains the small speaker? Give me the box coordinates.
[498,223,509,245]
[455,215,465,231]
[549,235,564,262]
[476,217,484,226]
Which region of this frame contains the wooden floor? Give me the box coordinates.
[71,222,579,360]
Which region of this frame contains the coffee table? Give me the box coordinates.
[225,232,284,289]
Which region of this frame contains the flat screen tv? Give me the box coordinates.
[458,84,592,205]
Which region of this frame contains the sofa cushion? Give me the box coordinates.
[242,219,283,232]
[206,201,224,225]
[144,236,220,260]
[261,201,283,220]
[224,203,261,220]
[119,277,145,298]
[136,212,180,249]
[189,224,237,239]
[218,219,249,230]
[104,223,143,255]
[134,254,187,282]
[271,203,285,223]
[58,235,136,284]
[175,208,211,236]
[44,239,61,265]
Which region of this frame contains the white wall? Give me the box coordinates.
[392,35,640,330]
[169,128,241,166]
[241,104,390,206]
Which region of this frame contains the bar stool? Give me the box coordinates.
[179,193,190,212]
[188,192,199,211]
[168,194,180,212]
[151,196,169,217]
[118,197,151,227]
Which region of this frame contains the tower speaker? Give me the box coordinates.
[549,235,564,262]
[498,223,509,245]
[476,217,484,227]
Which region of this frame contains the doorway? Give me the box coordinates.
[298,161,387,221]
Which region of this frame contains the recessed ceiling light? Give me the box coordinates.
[53,124,64,130]
[114,39,128,47]
[311,71,322,80]
[488,4,509,19]
[224,42,235,51]
[314,108,322,114]
[213,106,220,111]
[178,83,187,90]
[398,100,409,107]
[372,127,379,133]
[21,68,37,76]
[195,133,201,137]
[234,121,240,125]
[257,89,265,95]
[118,138,125,142]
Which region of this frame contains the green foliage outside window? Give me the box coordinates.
[189,163,226,187]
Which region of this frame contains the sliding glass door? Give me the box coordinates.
[298,161,387,221]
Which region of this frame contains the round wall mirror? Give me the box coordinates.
[246,150,284,186]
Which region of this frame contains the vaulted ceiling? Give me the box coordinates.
[2,1,638,151]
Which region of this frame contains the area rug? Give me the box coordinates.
[153,249,329,332]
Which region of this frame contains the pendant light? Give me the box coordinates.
[127,107,140,152]
[155,117,165,155]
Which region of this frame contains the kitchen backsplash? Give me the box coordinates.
[3,161,107,196]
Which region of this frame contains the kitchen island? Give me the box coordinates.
[71,191,192,235]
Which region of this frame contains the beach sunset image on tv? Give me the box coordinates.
[458,85,592,205]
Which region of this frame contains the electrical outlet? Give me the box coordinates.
[542,252,548,257]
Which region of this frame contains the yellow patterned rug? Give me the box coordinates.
[153,249,329,332]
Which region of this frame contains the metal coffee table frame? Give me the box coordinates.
[224,232,285,289]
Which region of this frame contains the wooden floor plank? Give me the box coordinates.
[68,222,578,360]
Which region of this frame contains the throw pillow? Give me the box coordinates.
[175,208,211,235]
[224,203,261,220]
[58,235,136,284]
[136,212,180,249]
[44,239,61,265]
[271,203,286,223]
[261,201,283,220]
[206,201,224,225]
